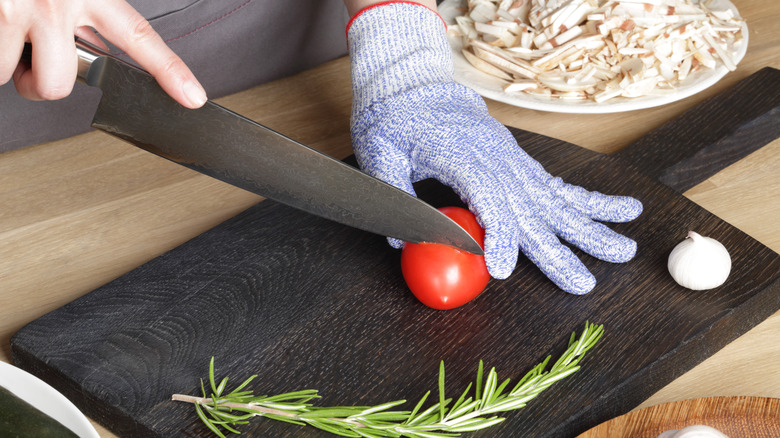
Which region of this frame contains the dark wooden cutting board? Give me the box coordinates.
[11,68,780,438]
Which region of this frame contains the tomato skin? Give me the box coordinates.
[401,207,490,310]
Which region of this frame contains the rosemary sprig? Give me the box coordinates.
[172,322,604,437]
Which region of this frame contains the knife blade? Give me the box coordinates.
[21,40,483,255]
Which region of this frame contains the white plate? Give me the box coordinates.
[440,0,748,113]
[0,361,100,438]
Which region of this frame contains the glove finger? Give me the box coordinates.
[452,174,520,280]
[388,236,404,249]
[542,193,638,263]
[516,216,597,295]
[473,196,520,280]
[381,167,417,249]
[422,136,520,279]
[548,177,643,222]
[568,220,638,263]
[355,137,418,249]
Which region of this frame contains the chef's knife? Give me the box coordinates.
[21,40,483,254]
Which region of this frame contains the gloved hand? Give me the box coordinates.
[347,2,642,294]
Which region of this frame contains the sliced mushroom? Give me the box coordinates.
[462,48,515,80]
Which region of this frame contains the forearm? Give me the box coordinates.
[343,0,437,16]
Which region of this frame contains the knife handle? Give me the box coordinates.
[20,39,108,84]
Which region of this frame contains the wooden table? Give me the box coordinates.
[1,1,778,436]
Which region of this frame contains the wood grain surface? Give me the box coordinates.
[1,1,779,437]
[9,69,780,437]
[578,396,780,437]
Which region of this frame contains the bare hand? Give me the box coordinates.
[0,0,206,108]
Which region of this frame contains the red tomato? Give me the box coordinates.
[401,207,490,310]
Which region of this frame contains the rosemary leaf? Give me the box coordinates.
[492,378,512,404]
[353,400,408,417]
[356,411,411,422]
[447,416,505,432]
[299,408,366,419]
[474,360,484,401]
[437,361,446,422]
[208,357,219,396]
[444,398,479,420]
[230,375,258,394]
[216,377,228,396]
[404,391,430,425]
[478,398,527,415]
[195,403,227,438]
[355,429,398,438]
[262,413,307,425]
[447,382,472,417]
[309,420,361,437]
[479,367,498,409]
[262,389,320,402]
[403,430,459,438]
[405,401,447,426]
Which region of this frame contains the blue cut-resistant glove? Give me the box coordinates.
[347,2,642,294]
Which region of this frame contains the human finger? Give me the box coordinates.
[0,0,27,84]
[14,29,78,100]
[87,0,206,108]
[75,26,111,52]
[0,33,24,86]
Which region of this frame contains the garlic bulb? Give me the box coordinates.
[656,424,729,438]
[668,231,731,290]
